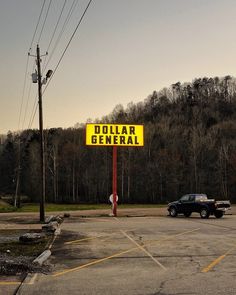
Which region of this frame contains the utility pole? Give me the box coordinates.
[29,45,53,222]
[36,44,45,222]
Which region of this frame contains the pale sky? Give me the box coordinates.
[1,0,236,134]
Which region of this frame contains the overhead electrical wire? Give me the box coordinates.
[21,62,36,130]
[43,0,93,94]
[28,98,38,130]
[17,55,30,131]
[17,0,47,131]
[29,0,46,51]
[42,0,68,72]
[28,0,78,129]
[42,0,79,73]
[38,0,53,44]
[15,0,49,203]
[26,0,57,130]
[22,83,33,129]
[28,0,93,129]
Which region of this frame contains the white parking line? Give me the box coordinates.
[120,230,167,271]
[53,228,199,277]
[28,274,38,285]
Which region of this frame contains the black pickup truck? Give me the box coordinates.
[167,194,231,219]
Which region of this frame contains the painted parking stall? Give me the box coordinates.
[8,213,236,295]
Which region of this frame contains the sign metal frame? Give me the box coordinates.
[85,123,144,216]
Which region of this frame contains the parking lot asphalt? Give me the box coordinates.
[15,211,236,295]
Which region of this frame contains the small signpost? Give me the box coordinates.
[86,123,144,216]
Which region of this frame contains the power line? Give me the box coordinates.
[22,77,33,130]
[21,58,39,130]
[43,0,93,94]
[28,0,93,129]
[38,0,53,44]
[28,96,38,129]
[44,0,67,62]
[14,0,52,208]
[25,0,53,130]
[17,54,30,131]
[18,0,47,132]
[42,0,79,73]
[29,0,46,51]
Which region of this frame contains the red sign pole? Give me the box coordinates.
[112,146,117,216]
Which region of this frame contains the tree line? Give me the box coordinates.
[1,75,236,204]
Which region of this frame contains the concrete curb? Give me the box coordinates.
[15,273,39,295]
[16,215,63,294]
[33,249,51,266]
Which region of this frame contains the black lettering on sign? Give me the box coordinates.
[94,126,100,134]
[127,136,133,144]
[115,126,120,134]
[99,135,104,144]
[110,126,114,134]
[129,126,135,135]
[102,126,108,134]
[106,136,112,144]
[121,126,127,134]
[114,136,118,144]
[135,136,139,144]
[120,136,125,144]
[91,135,97,144]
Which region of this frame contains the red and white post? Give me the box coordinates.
[112,146,117,216]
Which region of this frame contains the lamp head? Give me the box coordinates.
[46,70,53,79]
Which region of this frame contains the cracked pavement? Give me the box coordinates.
[3,211,236,295]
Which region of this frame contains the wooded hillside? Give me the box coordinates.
[1,76,236,204]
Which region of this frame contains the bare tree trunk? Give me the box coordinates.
[194,153,198,192]
[127,150,131,202]
[56,165,59,202]
[53,150,57,202]
[14,139,21,208]
[72,162,75,202]
[76,175,79,201]
[160,172,163,202]
[121,151,124,200]
[14,167,20,207]
[127,174,130,202]
[219,144,229,199]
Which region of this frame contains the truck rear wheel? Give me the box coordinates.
[214,211,224,218]
[200,208,210,219]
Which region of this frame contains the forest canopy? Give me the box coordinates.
[1,76,236,204]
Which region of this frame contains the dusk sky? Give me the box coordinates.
[1,0,236,134]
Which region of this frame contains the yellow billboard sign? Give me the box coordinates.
[86,124,144,146]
